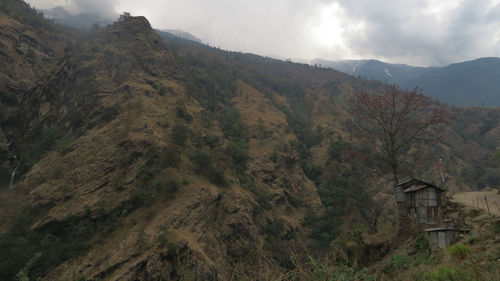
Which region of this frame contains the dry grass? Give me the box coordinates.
[453,190,500,216]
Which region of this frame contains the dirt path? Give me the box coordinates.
[452,190,500,216]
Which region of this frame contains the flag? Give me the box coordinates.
[438,157,445,184]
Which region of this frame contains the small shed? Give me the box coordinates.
[425,227,455,249]
[395,179,446,225]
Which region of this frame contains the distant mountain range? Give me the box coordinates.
[313,57,500,106]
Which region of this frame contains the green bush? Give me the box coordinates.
[159,85,167,96]
[426,265,477,281]
[153,172,180,196]
[166,242,179,259]
[328,140,349,160]
[385,253,410,271]
[415,233,430,252]
[129,188,154,208]
[431,266,458,281]
[100,106,120,123]
[217,107,245,140]
[207,168,228,187]
[225,141,248,173]
[171,123,189,146]
[189,151,213,172]
[203,135,220,149]
[189,151,228,187]
[24,127,61,168]
[449,243,470,261]
[175,104,193,122]
[0,92,18,106]
[493,220,500,234]
[136,165,155,183]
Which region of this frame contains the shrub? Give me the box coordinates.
[189,151,228,187]
[189,151,213,172]
[412,233,431,266]
[157,234,168,248]
[100,106,120,123]
[175,104,193,122]
[153,172,180,195]
[449,243,470,261]
[171,123,189,146]
[225,141,248,172]
[159,85,167,96]
[203,135,220,149]
[385,254,410,271]
[426,265,477,281]
[136,165,155,183]
[0,92,18,106]
[431,266,457,281]
[217,107,245,140]
[166,242,179,259]
[493,220,500,234]
[160,147,182,168]
[207,168,228,187]
[414,233,430,253]
[129,188,154,208]
[24,127,62,168]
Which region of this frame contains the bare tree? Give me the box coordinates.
[349,85,449,185]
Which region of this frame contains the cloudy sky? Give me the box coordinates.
[27,0,500,66]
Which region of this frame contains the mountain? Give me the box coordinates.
[1,1,500,280]
[1,7,339,280]
[316,57,500,106]
[40,6,203,44]
[0,0,75,92]
[312,58,428,86]
[160,29,203,44]
[40,6,114,29]
[405,57,500,106]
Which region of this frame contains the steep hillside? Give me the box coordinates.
[1,11,379,281]
[1,2,500,280]
[0,0,74,92]
[0,0,75,188]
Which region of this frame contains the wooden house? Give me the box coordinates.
[395,179,446,226]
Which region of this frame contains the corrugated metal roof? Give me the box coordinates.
[425,227,454,232]
[395,178,445,193]
[403,184,429,193]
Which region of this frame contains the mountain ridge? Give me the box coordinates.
[315,57,500,106]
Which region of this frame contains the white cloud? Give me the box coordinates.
[25,0,500,66]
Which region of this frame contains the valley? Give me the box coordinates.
[0,1,499,280]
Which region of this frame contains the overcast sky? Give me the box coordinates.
[27,0,500,66]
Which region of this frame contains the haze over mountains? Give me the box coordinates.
[314,57,500,106]
[40,6,204,44]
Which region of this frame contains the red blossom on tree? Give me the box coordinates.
[349,85,449,185]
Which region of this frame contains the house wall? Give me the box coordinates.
[405,187,445,225]
[427,230,456,249]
